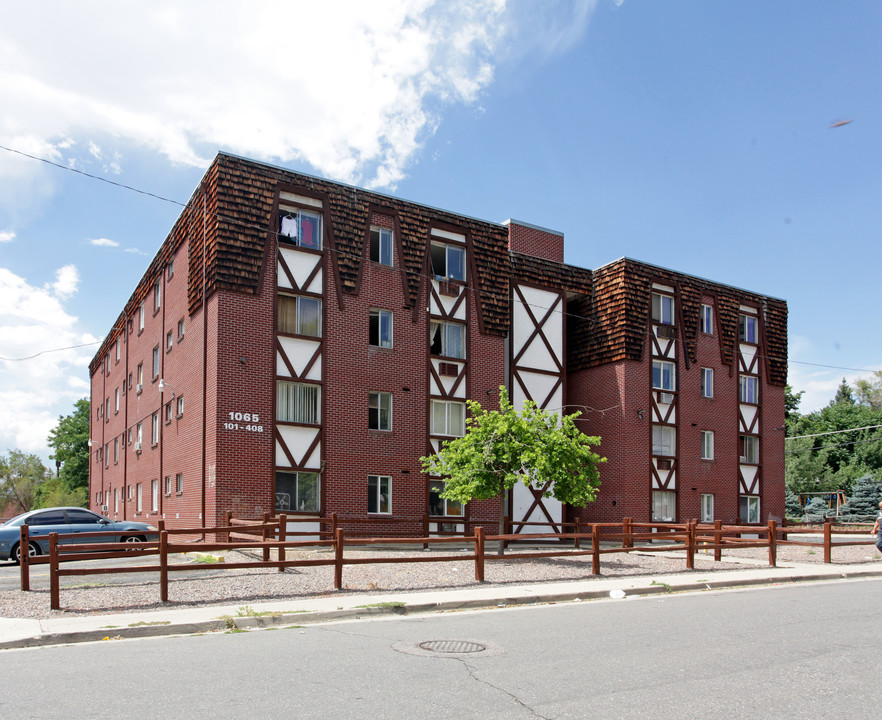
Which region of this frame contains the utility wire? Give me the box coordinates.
[786,424,882,441]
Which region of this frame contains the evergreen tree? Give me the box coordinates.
[803,496,830,522]
[784,487,802,518]
[839,474,881,521]
[831,378,855,406]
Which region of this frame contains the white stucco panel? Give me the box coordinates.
[739,464,759,492]
[739,404,759,432]
[513,286,563,366]
[511,483,562,533]
[277,337,321,378]
[279,247,322,291]
[275,426,320,467]
[515,371,560,411]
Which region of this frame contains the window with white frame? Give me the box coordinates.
[165,401,173,424]
[136,422,143,449]
[739,495,760,524]
[652,360,676,391]
[370,227,393,266]
[701,368,714,398]
[138,303,145,332]
[151,479,159,512]
[113,437,119,464]
[651,490,676,522]
[429,480,463,517]
[153,279,161,312]
[739,314,758,343]
[164,475,171,496]
[114,488,119,514]
[278,208,323,250]
[176,473,183,494]
[137,362,143,392]
[276,381,321,424]
[167,330,173,351]
[105,398,110,420]
[652,425,676,456]
[429,321,465,359]
[151,412,160,445]
[740,435,759,464]
[177,317,185,340]
[136,483,143,512]
[700,304,713,334]
[275,471,320,512]
[740,375,759,404]
[278,294,322,337]
[701,494,714,522]
[115,387,120,413]
[167,259,175,279]
[176,395,184,417]
[369,309,393,348]
[701,430,714,460]
[115,339,120,362]
[431,400,466,437]
[367,475,391,514]
[430,242,465,281]
[368,392,392,431]
[152,345,160,379]
[651,293,674,325]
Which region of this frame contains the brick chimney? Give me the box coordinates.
[504,219,564,263]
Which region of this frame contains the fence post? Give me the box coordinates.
[781,516,788,542]
[768,520,777,567]
[714,519,722,562]
[334,528,344,590]
[823,519,832,564]
[19,523,30,591]
[331,512,338,541]
[623,517,633,548]
[504,515,511,549]
[475,527,485,582]
[160,530,169,602]
[278,513,287,572]
[574,518,581,549]
[686,520,695,570]
[591,524,600,575]
[423,512,429,550]
[49,532,60,610]
[225,510,233,543]
[262,512,271,562]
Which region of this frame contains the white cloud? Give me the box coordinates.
[0,0,596,199]
[0,230,14,243]
[0,267,95,460]
[89,238,119,248]
[787,361,882,414]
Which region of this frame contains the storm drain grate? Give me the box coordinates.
[419,640,486,654]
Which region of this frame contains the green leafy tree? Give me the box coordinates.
[839,474,881,521]
[0,450,50,515]
[47,398,90,497]
[854,371,882,410]
[421,387,605,554]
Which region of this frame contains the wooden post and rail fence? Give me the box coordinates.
[17,515,877,611]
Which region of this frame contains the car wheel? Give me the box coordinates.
[122,535,147,546]
[12,541,40,565]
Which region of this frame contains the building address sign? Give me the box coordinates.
[223,411,264,433]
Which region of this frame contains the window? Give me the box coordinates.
[151,412,160,445]
[701,494,714,523]
[370,227,393,266]
[651,490,676,522]
[739,495,760,524]
[136,422,143,449]
[701,431,714,460]
[651,293,674,325]
[151,479,159,512]
[164,476,171,496]
[136,483,143,513]
[429,321,465,359]
[177,396,184,417]
[104,397,110,420]
[176,473,183,494]
[278,295,322,337]
[136,362,143,392]
[430,242,465,281]
[152,345,160,379]
[153,279,161,312]
[369,309,393,348]
[368,392,392,431]
[165,401,173,424]
[368,475,391,514]
[429,480,463,517]
[138,303,145,332]
[700,304,713,334]
[276,381,321,424]
[739,314,758,343]
[114,488,119,514]
[740,375,759,404]
[701,368,714,398]
[114,387,120,413]
[177,317,185,339]
[652,360,676,391]
[279,209,323,250]
[167,330,173,351]
[740,435,759,464]
[113,437,119,464]
[167,259,174,279]
[115,340,120,363]
[431,400,465,437]
[652,425,675,456]
[275,471,320,512]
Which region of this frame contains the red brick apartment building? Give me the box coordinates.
[88,153,788,534]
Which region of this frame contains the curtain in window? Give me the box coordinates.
[277,382,320,423]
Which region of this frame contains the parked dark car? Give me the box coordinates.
[0,507,155,563]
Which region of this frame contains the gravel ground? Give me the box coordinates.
[1,539,880,620]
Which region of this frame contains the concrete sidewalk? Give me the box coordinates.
[3,557,882,650]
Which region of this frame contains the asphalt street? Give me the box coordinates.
[1,578,879,719]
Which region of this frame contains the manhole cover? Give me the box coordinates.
[419,640,486,654]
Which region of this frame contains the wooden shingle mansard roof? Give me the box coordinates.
[91,154,787,387]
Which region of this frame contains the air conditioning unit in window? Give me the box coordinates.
[438,362,459,377]
[657,392,675,405]
[101,505,108,513]
[438,280,460,297]
[657,458,673,470]
[656,325,676,339]
[136,383,143,393]
[134,441,142,452]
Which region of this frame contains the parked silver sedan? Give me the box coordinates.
[0,507,155,563]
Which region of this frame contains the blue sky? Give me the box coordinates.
[1,0,880,462]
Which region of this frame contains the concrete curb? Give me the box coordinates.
[4,564,882,651]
